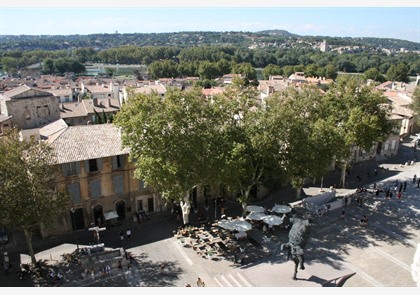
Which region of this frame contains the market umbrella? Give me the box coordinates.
[262,215,283,226]
[246,205,265,213]
[231,219,252,232]
[272,204,292,214]
[246,212,267,221]
[217,219,236,231]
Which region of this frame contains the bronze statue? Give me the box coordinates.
[281,217,312,280]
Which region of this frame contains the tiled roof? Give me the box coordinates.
[50,124,130,164]
[85,85,113,93]
[133,84,167,95]
[60,98,120,118]
[2,84,31,98]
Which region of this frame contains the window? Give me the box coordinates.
[62,162,79,177]
[113,175,124,194]
[89,179,102,199]
[89,159,98,172]
[139,180,145,190]
[66,183,81,203]
[112,155,124,169]
[137,199,143,212]
[85,159,102,173]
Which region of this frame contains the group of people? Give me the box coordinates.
[184,277,205,287]
[120,229,132,240]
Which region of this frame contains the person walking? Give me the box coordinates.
[120,230,124,241]
[118,260,123,271]
[196,277,205,287]
[413,174,417,184]
[341,209,346,220]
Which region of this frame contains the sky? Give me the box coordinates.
[0,1,419,43]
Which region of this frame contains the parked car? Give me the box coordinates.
[0,227,8,244]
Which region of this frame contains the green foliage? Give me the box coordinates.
[410,86,420,125]
[262,64,283,80]
[105,67,115,77]
[364,67,386,82]
[0,129,71,264]
[386,63,410,83]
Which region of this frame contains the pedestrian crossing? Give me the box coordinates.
[214,271,254,287]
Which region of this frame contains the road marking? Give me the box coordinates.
[342,262,385,287]
[171,239,193,266]
[339,226,414,272]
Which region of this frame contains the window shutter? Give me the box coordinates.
[89,179,102,199]
[62,164,68,177]
[119,155,125,168]
[97,158,103,171]
[76,162,81,175]
[113,175,124,194]
[112,156,117,169]
[67,183,81,203]
[84,160,89,174]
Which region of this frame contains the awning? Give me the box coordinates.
[104,211,119,220]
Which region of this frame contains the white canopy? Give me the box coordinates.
[246,212,267,221]
[217,219,236,231]
[272,204,292,214]
[104,211,119,220]
[262,215,283,226]
[246,205,265,213]
[231,219,252,232]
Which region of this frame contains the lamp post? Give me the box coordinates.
[70,208,79,249]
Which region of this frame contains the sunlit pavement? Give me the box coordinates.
[1,136,419,287]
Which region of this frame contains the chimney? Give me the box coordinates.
[107,98,112,107]
[93,97,98,106]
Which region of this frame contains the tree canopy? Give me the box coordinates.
[0,129,71,264]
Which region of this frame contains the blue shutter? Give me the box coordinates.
[113,175,124,194]
[75,162,80,175]
[112,156,117,169]
[62,164,68,177]
[97,158,103,171]
[84,160,89,173]
[89,179,102,199]
[67,183,81,203]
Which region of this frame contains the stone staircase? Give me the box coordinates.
[214,271,254,287]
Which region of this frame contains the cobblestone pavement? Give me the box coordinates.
[1,136,419,288]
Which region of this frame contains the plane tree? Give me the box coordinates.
[0,129,71,265]
[323,76,394,188]
[114,87,229,225]
[265,85,340,199]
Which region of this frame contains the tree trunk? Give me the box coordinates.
[23,229,36,265]
[340,162,348,189]
[240,188,251,217]
[180,192,191,225]
[296,186,302,199]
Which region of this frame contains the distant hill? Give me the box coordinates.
[257,30,298,37]
[0,31,418,52]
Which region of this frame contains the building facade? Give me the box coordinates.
[45,124,163,237]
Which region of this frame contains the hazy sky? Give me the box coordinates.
[0,1,419,43]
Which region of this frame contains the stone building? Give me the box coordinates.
[0,85,60,130]
[45,124,163,237]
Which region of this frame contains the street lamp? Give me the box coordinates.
[70,208,79,249]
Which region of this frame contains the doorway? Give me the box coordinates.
[93,205,103,226]
[115,201,126,221]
